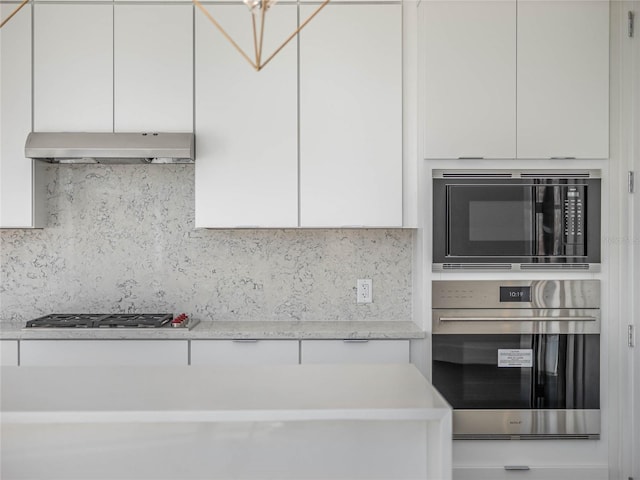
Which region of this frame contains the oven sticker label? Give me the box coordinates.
[498,349,533,368]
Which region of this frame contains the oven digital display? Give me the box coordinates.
[500,286,531,302]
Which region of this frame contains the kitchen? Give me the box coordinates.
[1,0,639,479]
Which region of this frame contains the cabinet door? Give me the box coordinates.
[20,340,188,366]
[191,340,299,365]
[299,4,402,227]
[0,340,19,366]
[0,2,45,228]
[300,339,410,364]
[114,4,193,132]
[424,1,516,159]
[194,4,298,228]
[517,0,609,159]
[34,3,113,131]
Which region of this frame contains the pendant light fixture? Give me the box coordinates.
[0,0,29,29]
[194,0,330,72]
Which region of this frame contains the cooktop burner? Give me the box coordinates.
[26,313,174,329]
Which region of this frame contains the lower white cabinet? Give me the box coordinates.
[300,340,410,364]
[19,340,188,366]
[1,340,19,366]
[190,340,299,366]
[14,339,412,367]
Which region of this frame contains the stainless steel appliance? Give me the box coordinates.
[432,170,601,271]
[25,132,195,164]
[25,313,196,329]
[432,280,600,439]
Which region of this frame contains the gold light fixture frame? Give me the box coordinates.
[194,0,330,72]
[0,0,30,29]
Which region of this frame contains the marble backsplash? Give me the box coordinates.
[0,165,413,323]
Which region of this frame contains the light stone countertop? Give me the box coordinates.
[1,364,448,423]
[1,364,451,480]
[0,320,425,340]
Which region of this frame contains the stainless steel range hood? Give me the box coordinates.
[25,132,195,164]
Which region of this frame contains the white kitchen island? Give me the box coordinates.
[0,364,452,480]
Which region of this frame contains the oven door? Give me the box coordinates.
[432,333,600,411]
[432,332,600,439]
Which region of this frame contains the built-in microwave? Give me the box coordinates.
[433,170,601,271]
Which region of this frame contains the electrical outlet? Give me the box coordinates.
[357,279,372,304]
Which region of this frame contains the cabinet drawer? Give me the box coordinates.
[1,340,19,366]
[20,340,188,366]
[190,340,299,365]
[300,340,409,364]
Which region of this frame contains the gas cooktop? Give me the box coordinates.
[26,313,177,329]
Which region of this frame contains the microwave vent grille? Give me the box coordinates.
[435,170,599,179]
[453,434,598,441]
[521,264,591,271]
[442,263,513,271]
[519,172,591,179]
[441,172,513,178]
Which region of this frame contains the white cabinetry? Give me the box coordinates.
[516,0,609,159]
[300,340,410,364]
[422,0,609,160]
[0,3,46,228]
[194,4,298,228]
[195,3,403,228]
[299,3,402,227]
[190,340,300,365]
[114,4,193,132]
[424,0,516,159]
[34,3,113,131]
[34,3,193,133]
[20,340,188,366]
[0,340,19,366]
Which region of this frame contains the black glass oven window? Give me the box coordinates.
[447,185,535,257]
[432,334,600,410]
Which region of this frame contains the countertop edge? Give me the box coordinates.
[0,320,426,340]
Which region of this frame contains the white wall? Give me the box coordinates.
[620,2,640,479]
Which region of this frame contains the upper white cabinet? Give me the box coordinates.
[0,3,46,228]
[195,3,402,228]
[34,3,193,133]
[114,4,193,132]
[34,3,113,131]
[195,4,298,228]
[423,0,609,160]
[517,0,609,159]
[299,3,402,227]
[424,1,516,159]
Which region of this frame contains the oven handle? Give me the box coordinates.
[439,316,597,322]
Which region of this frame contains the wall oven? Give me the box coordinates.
[432,280,600,440]
[433,170,601,271]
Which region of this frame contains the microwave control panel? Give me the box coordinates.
[564,186,585,255]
